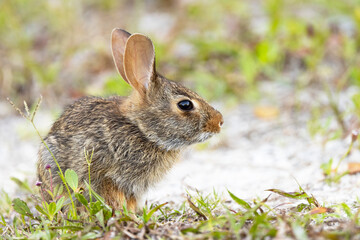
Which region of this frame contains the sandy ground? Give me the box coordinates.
[1,83,359,209]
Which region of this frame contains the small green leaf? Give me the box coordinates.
[49,225,84,231]
[96,210,105,229]
[89,201,102,216]
[228,190,251,210]
[35,205,50,219]
[85,181,111,211]
[341,203,353,218]
[81,232,101,240]
[55,196,65,213]
[296,203,311,212]
[12,198,34,219]
[143,202,168,223]
[75,193,88,207]
[48,202,57,217]
[320,158,333,176]
[266,189,309,199]
[1,214,7,226]
[46,190,54,200]
[186,195,207,220]
[65,169,78,192]
[103,207,113,222]
[305,194,320,207]
[181,227,200,234]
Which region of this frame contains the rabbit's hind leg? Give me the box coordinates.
[126,196,137,213]
[100,178,137,213]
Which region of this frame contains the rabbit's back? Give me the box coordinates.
[38,96,179,201]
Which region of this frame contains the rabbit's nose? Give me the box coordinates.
[204,111,223,133]
[219,118,224,128]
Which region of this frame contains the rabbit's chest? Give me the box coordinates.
[108,141,179,195]
[130,152,178,194]
[125,150,178,181]
[102,122,180,195]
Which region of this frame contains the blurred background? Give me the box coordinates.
[1,0,360,202]
[1,0,359,111]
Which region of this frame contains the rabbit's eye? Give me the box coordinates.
[177,100,194,111]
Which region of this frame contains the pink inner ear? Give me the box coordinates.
[135,43,155,88]
[124,34,156,94]
[111,29,131,84]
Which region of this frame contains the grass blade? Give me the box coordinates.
[187,195,207,220]
[228,190,251,210]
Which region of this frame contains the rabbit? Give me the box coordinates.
[37,29,224,212]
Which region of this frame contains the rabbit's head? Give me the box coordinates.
[111,29,223,151]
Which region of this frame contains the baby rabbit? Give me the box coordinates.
[37,29,223,212]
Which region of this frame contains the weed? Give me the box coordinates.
[7,97,78,219]
[321,130,359,184]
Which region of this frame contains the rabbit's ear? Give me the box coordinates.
[123,33,156,95]
[111,28,131,84]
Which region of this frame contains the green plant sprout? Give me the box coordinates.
[321,130,359,184]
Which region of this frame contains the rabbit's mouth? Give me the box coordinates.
[152,132,215,151]
[195,132,215,143]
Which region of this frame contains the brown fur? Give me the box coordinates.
[37,29,223,211]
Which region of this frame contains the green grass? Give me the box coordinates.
[2,179,360,239]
